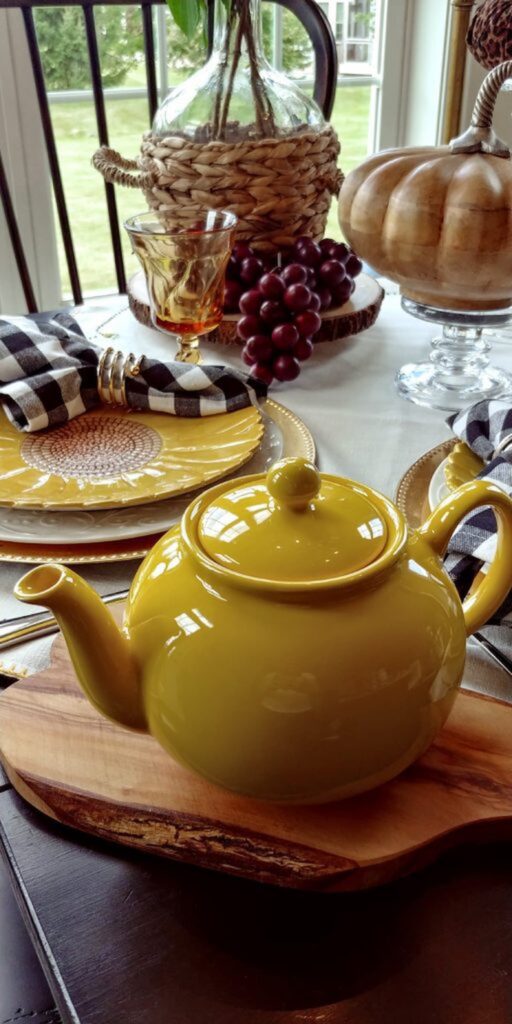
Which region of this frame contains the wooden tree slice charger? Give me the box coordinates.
[127,271,384,345]
[1,612,512,892]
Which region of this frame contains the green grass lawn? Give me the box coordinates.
[49,84,371,297]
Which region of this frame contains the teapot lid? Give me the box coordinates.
[196,458,389,583]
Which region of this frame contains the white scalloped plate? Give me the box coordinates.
[428,459,450,511]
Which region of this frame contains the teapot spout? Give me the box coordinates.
[15,564,146,730]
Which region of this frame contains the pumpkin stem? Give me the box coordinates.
[449,59,512,158]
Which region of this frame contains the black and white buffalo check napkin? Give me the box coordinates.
[0,312,266,433]
[446,400,512,626]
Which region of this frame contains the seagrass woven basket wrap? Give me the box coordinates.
[93,125,343,253]
[467,0,512,69]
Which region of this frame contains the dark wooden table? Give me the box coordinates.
[0,770,61,1024]
[2,738,512,1024]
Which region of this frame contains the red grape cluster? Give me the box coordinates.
[224,237,363,385]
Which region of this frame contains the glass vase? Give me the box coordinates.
[153,0,325,142]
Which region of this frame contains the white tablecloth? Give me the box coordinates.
[1,291,511,698]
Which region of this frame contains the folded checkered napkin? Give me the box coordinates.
[445,400,512,626]
[0,312,265,433]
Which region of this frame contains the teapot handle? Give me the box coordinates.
[418,480,512,636]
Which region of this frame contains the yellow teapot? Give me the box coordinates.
[15,459,512,804]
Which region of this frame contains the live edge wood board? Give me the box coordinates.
[127,269,385,345]
[1,625,512,892]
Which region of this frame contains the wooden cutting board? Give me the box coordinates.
[1,620,512,892]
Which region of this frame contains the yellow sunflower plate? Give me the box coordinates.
[0,405,263,510]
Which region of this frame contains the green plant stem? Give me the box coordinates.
[244,7,276,136]
[217,3,245,137]
[167,0,278,141]
[211,1,236,137]
[239,1,266,135]
[215,0,276,140]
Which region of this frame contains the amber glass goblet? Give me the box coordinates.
[125,210,237,364]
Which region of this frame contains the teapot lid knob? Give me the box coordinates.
[267,458,321,511]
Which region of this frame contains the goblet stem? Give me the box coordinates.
[396,297,512,411]
[176,334,202,364]
[429,324,490,384]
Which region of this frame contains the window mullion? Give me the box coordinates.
[156,5,169,104]
[0,9,61,313]
[373,0,409,149]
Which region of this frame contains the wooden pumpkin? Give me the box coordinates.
[339,61,512,312]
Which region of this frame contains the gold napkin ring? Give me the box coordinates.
[97,348,142,408]
[495,432,512,457]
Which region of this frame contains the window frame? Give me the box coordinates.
[0,0,449,311]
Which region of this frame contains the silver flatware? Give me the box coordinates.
[472,632,512,678]
[0,588,129,651]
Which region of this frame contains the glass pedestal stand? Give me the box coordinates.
[396,297,512,412]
